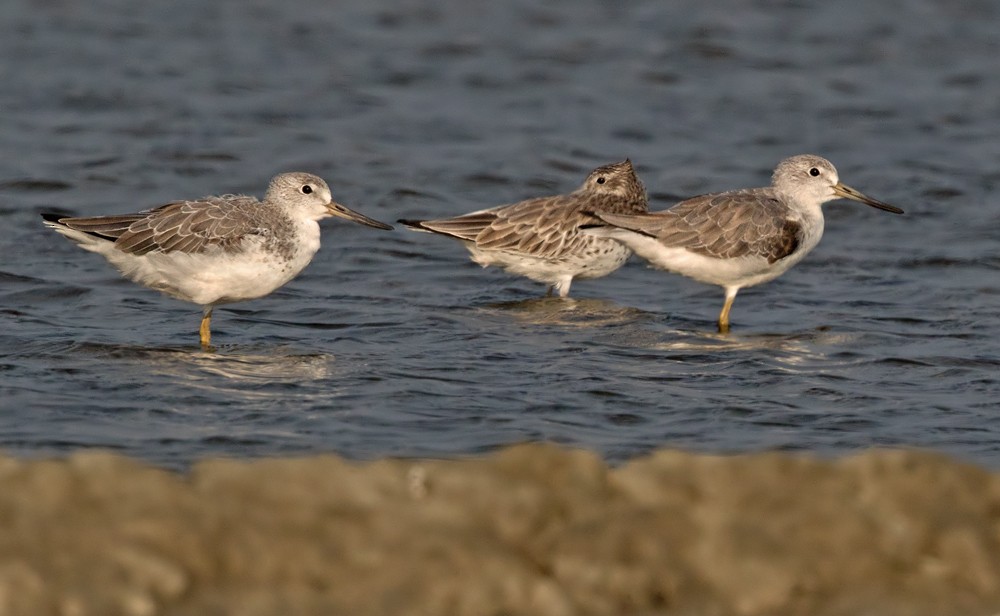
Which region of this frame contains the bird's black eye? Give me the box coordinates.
[809,168,820,177]
[301,185,313,194]
[596,177,606,184]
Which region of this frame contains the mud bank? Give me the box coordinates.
[1,445,999,616]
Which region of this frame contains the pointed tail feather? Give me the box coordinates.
[41,212,140,242]
[397,215,494,242]
[581,210,660,238]
[41,213,66,225]
[398,219,434,232]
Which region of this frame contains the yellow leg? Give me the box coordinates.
[718,288,738,333]
[199,308,213,348]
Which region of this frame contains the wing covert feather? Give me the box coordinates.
[597,189,803,264]
[55,196,268,256]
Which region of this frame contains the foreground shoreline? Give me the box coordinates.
[1,444,998,615]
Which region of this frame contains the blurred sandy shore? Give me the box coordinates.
[1,444,999,616]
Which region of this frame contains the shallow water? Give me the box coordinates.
[1,0,998,469]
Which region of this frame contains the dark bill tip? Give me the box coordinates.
[327,202,394,230]
[833,183,904,214]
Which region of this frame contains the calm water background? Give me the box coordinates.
[1,0,998,470]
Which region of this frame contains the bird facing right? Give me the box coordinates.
[399,160,648,298]
[42,172,393,348]
[583,154,904,332]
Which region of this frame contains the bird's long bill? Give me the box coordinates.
[833,183,904,214]
[326,201,394,230]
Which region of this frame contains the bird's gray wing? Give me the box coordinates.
[400,207,503,243]
[595,189,802,264]
[55,196,266,256]
[409,193,625,260]
[476,195,586,258]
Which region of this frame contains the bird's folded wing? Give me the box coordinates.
[475,194,621,259]
[57,196,265,256]
[595,190,802,264]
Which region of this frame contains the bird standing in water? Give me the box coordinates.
[584,155,903,332]
[42,172,393,347]
[400,160,648,298]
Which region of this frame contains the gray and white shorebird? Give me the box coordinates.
[583,155,903,332]
[399,160,648,298]
[42,172,393,347]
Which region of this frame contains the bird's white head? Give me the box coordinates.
[772,155,903,214]
[266,172,393,229]
[266,172,333,220]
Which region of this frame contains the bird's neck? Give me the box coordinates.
[797,200,826,254]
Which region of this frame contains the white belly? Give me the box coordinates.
[464,238,631,285]
[599,223,823,290]
[77,219,322,307]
